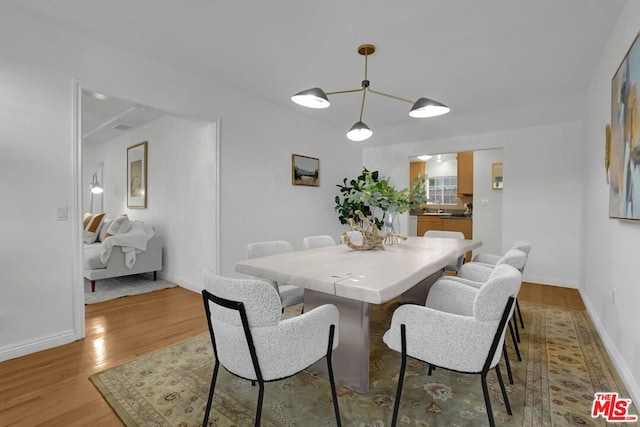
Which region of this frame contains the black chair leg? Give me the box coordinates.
[480,372,495,427]
[495,365,512,415]
[202,360,219,427]
[508,321,522,361]
[427,364,434,376]
[254,382,265,427]
[516,298,525,329]
[513,317,521,343]
[391,325,408,427]
[326,325,341,427]
[502,343,514,385]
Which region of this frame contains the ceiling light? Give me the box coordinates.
[92,92,108,100]
[292,44,451,142]
[417,155,432,161]
[291,88,330,109]
[90,173,103,194]
[346,121,373,141]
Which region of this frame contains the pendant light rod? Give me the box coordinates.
[358,84,368,122]
[325,87,364,96]
[368,88,414,105]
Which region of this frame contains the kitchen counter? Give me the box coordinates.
[411,212,471,219]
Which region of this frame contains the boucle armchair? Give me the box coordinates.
[383,264,520,427]
[472,241,531,329]
[201,270,341,427]
[302,234,337,249]
[247,240,305,310]
[454,248,528,359]
[423,230,465,272]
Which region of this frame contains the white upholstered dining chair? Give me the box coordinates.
[423,230,466,273]
[384,264,521,427]
[201,270,341,427]
[247,240,304,310]
[472,241,532,329]
[431,249,527,384]
[302,234,337,249]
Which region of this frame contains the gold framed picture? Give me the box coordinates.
[492,162,503,190]
[127,141,148,208]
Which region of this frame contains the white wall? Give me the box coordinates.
[581,0,640,406]
[0,5,362,361]
[364,120,584,288]
[83,115,216,290]
[472,149,504,257]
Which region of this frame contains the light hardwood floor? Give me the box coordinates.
[0,283,584,426]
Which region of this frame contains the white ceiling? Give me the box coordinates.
[6,0,627,146]
[81,90,168,146]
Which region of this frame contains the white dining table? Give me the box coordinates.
[235,236,482,393]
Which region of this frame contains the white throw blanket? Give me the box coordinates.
[100,221,155,268]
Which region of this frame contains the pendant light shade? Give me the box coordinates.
[346,121,373,141]
[291,87,330,109]
[409,97,451,118]
[291,44,450,141]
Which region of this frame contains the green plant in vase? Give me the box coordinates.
[350,171,427,244]
[334,168,384,230]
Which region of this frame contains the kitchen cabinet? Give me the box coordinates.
[409,161,425,185]
[417,215,473,261]
[457,151,474,195]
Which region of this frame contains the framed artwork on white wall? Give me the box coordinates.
[127,141,148,208]
[292,154,319,186]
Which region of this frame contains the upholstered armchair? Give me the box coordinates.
[201,270,341,427]
[423,230,465,273]
[383,264,521,427]
[303,234,337,249]
[247,240,305,310]
[472,241,531,329]
[455,248,528,352]
[426,260,525,384]
[472,240,532,266]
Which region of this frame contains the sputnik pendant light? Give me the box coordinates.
[292,44,450,142]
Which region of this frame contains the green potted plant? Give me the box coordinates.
[334,168,384,229]
[350,171,427,242]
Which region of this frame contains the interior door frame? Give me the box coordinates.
[72,81,221,338]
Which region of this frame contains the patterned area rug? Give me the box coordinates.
[84,273,178,304]
[89,301,637,426]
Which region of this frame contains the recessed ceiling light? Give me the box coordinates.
[92,92,107,100]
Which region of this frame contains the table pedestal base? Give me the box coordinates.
[304,289,370,393]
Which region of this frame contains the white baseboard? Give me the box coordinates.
[158,272,202,294]
[522,274,578,289]
[580,290,640,409]
[0,329,80,363]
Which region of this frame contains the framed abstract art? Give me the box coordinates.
[610,33,640,220]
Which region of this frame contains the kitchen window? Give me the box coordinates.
[427,176,458,205]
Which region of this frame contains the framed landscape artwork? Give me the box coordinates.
[127,141,148,208]
[292,154,319,186]
[610,33,640,220]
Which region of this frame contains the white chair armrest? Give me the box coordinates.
[252,304,339,381]
[457,263,494,282]
[383,304,502,373]
[471,253,502,265]
[425,279,478,315]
